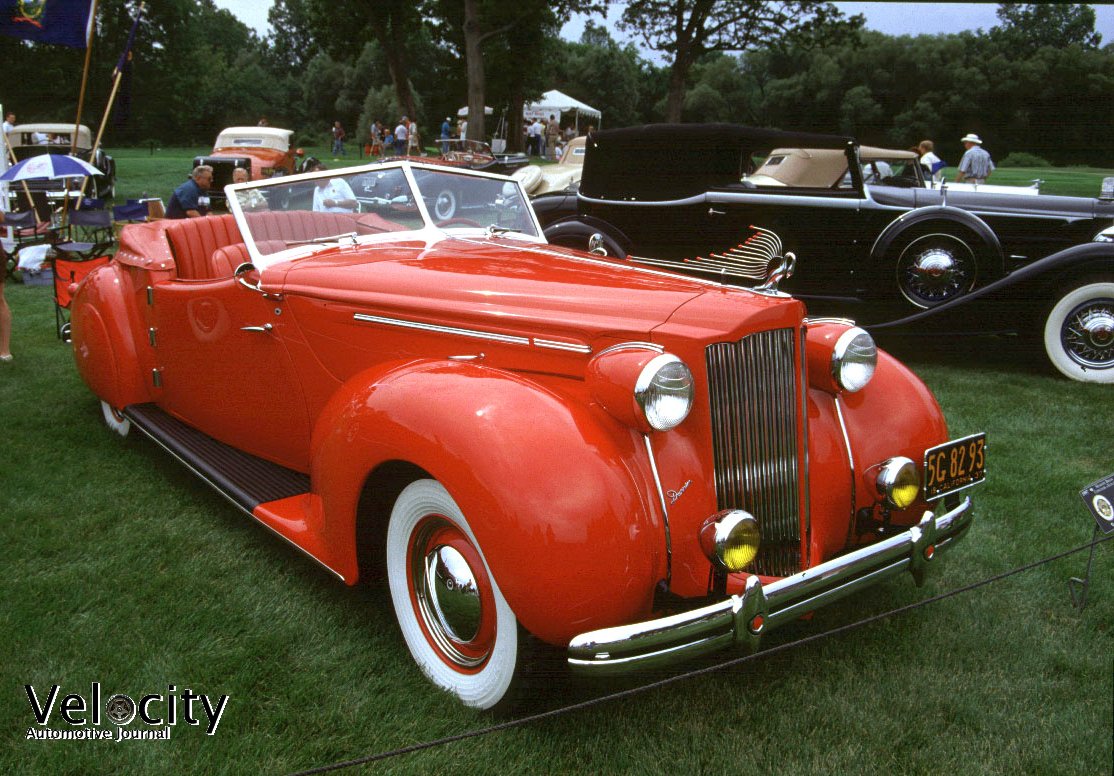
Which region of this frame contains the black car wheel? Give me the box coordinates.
[894,231,978,309]
[1043,280,1114,383]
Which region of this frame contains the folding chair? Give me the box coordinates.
[3,208,51,277]
[49,208,116,340]
[52,253,111,341]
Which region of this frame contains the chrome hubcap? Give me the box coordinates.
[1063,300,1114,369]
[410,519,489,668]
[898,235,974,308]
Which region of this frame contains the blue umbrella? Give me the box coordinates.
[0,153,103,182]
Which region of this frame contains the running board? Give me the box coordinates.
[123,403,310,515]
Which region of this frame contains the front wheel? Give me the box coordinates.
[1043,280,1114,383]
[387,479,521,709]
[894,232,978,308]
[430,189,458,220]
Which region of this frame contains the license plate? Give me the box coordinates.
[923,433,987,501]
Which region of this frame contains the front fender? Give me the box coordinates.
[310,359,664,645]
[543,215,632,257]
[871,205,1004,275]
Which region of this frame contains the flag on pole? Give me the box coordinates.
[0,0,96,49]
[111,4,143,127]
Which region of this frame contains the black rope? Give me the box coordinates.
[289,533,1111,776]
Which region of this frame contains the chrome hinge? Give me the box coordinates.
[152,368,163,388]
[148,327,157,348]
[146,286,154,305]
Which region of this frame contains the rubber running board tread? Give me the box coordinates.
[123,403,309,513]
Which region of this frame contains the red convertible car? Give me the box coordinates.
[70,161,984,709]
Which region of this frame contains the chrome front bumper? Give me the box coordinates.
[567,497,973,674]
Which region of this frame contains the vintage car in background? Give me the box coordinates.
[70,160,983,709]
[512,135,587,196]
[542,124,1114,312]
[427,138,529,176]
[5,123,116,203]
[870,241,1114,383]
[193,126,304,210]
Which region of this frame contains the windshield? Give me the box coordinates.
[226,162,541,268]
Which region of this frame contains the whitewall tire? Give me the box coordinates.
[101,401,131,437]
[386,479,520,709]
[1043,281,1114,383]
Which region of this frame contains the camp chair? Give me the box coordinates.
[51,208,115,262]
[3,208,51,276]
[52,253,111,341]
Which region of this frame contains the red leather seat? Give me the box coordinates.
[208,240,287,277]
[163,214,242,280]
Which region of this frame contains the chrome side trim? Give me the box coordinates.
[799,327,812,565]
[643,435,672,585]
[533,338,592,354]
[567,497,972,674]
[596,341,665,357]
[353,313,531,346]
[833,395,856,545]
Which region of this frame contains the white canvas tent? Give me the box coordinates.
[523,89,602,131]
[456,105,494,117]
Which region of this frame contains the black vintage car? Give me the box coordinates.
[540,124,1114,313]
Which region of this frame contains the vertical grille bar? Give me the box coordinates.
[706,329,802,577]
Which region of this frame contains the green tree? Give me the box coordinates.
[992,3,1101,52]
[617,0,862,122]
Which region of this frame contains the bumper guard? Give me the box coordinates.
[567,497,972,674]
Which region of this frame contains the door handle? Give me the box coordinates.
[240,324,273,333]
[708,207,726,216]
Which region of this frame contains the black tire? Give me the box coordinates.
[893,229,979,309]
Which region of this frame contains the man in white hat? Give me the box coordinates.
[956,133,994,184]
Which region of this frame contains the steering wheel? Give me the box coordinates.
[436,218,483,229]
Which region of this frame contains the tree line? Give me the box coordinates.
[0,1,1108,166]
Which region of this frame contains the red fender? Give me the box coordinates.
[310,359,666,645]
[70,262,150,411]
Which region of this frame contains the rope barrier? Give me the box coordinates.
[289,532,1111,776]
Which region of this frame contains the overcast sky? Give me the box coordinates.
[210,1,1114,52]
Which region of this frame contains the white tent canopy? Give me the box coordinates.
[523,89,601,129]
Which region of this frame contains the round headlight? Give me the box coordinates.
[700,510,761,572]
[876,457,920,509]
[832,327,877,392]
[634,354,694,431]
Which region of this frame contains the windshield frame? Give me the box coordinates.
[225,160,546,270]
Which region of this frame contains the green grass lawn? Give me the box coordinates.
[1,281,1110,774]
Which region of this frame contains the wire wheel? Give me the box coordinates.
[895,232,977,308]
[1044,281,1114,383]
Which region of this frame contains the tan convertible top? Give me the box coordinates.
[748,146,918,187]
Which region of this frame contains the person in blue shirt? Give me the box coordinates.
[956,133,995,184]
[440,117,452,153]
[166,165,213,219]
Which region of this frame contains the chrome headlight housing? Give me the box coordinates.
[634,354,694,431]
[831,327,877,392]
[875,457,920,509]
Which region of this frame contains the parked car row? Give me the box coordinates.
[536,123,1114,383]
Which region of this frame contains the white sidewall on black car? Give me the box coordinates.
[386,479,519,709]
[1043,281,1114,383]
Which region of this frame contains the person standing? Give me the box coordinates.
[367,121,383,157]
[407,120,421,156]
[331,120,346,158]
[546,115,560,160]
[956,133,994,184]
[165,165,213,219]
[394,117,409,156]
[0,212,11,363]
[440,117,452,154]
[918,140,945,183]
[2,112,14,138]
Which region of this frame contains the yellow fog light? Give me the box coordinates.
[876,457,920,509]
[700,510,761,572]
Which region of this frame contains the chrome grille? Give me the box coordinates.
[706,328,803,577]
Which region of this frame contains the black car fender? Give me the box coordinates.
[871,205,1005,275]
[543,215,632,257]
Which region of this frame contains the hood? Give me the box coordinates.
[276,236,795,348]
